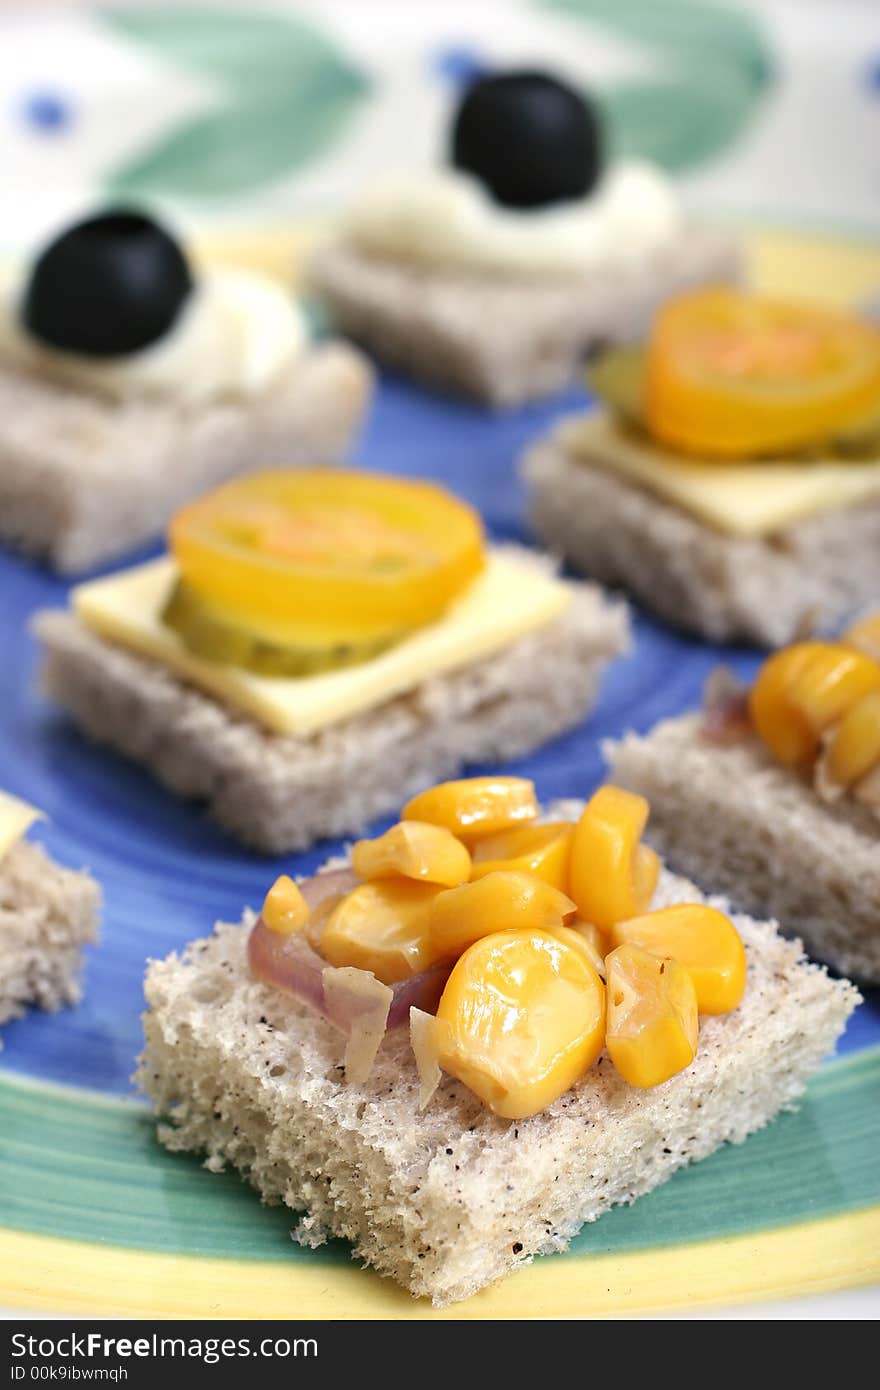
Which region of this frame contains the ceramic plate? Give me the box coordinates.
[0,0,878,1319]
[0,344,878,1317]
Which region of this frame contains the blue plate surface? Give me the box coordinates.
[0,373,877,1093]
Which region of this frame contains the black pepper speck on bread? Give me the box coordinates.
[137,829,858,1306]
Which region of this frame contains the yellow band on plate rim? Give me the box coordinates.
[2,1206,878,1320]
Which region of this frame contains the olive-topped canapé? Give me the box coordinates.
[22,209,193,357]
[450,69,603,209]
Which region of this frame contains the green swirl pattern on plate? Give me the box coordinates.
[101,5,370,197]
[540,0,773,171]
[2,1047,877,1262]
[98,1,771,200]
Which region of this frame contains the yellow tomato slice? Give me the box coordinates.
[169,470,486,644]
[646,288,880,459]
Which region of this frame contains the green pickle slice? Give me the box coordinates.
[162,581,408,677]
[828,400,880,458]
[586,345,646,426]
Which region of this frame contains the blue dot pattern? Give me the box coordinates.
[21,90,71,132]
[432,46,490,88]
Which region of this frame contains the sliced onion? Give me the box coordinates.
[299,867,361,911]
[410,1008,443,1109]
[323,966,393,1083]
[701,666,752,745]
[248,897,454,1084]
[298,867,361,952]
[814,737,847,807]
[388,962,452,1029]
[248,916,392,1074]
[248,917,326,1013]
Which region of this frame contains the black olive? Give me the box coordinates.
[450,69,603,210]
[21,208,193,357]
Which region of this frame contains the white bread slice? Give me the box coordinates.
[524,437,880,645]
[0,342,372,574]
[136,837,858,1307]
[34,576,628,853]
[607,713,880,982]
[309,229,739,406]
[0,838,100,1026]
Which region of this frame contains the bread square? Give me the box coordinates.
[0,342,372,574]
[524,435,880,646]
[608,714,880,983]
[137,844,857,1306]
[0,837,100,1026]
[309,230,740,407]
[34,578,628,853]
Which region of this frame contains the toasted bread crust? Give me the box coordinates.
[310,230,740,405]
[0,343,372,573]
[608,713,880,981]
[0,838,100,1025]
[524,439,880,645]
[35,569,629,852]
[137,844,857,1305]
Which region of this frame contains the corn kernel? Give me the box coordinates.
[430,870,576,958]
[552,921,608,979]
[320,880,444,985]
[469,821,573,888]
[605,943,698,1088]
[843,611,880,663]
[750,642,880,767]
[351,820,471,887]
[402,776,537,840]
[261,875,309,936]
[609,904,746,1014]
[823,691,880,788]
[568,786,660,932]
[436,928,606,1118]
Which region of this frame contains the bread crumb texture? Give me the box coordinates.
[36,566,628,853]
[0,839,100,1025]
[137,843,857,1306]
[0,344,371,573]
[609,714,880,982]
[309,231,739,407]
[525,440,880,645]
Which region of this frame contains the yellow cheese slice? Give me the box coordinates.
[72,552,572,737]
[0,790,44,863]
[558,413,880,538]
